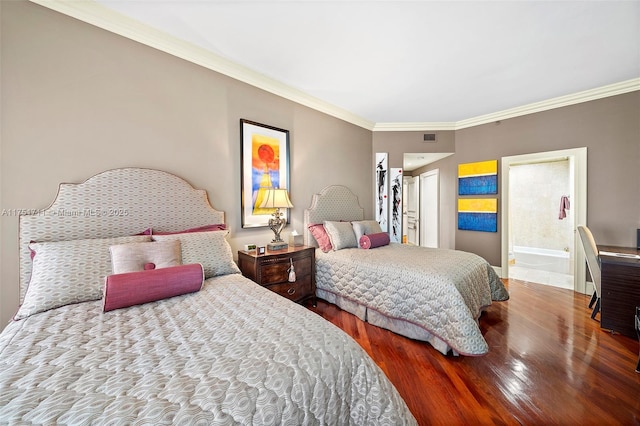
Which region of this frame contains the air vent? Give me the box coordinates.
[423,133,436,142]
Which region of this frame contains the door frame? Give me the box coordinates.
[404,176,420,245]
[420,169,439,248]
[500,147,588,293]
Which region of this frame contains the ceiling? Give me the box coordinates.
[79,0,640,129]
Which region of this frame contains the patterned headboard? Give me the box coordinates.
[303,185,365,247]
[19,168,224,302]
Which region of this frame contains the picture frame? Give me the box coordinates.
[240,119,290,228]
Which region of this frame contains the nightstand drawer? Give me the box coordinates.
[237,246,316,306]
[260,257,311,285]
[265,275,313,302]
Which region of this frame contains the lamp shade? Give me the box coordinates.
[259,188,293,209]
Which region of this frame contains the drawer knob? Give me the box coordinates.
[287,287,296,295]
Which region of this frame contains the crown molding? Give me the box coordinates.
[30,1,639,133]
[454,78,640,130]
[29,0,376,131]
[375,78,640,131]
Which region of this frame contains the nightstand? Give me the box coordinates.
[238,246,316,306]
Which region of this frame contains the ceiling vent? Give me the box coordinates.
[423,133,436,142]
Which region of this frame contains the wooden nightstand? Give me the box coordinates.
[238,245,316,306]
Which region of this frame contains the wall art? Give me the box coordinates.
[458,198,498,232]
[240,119,290,228]
[458,160,498,195]
[375,153,388,232]
[389,168,403,243]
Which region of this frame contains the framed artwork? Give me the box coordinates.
[458,198,498,232]
[458,160,498,195]
[389,168,403,243]
[240,119,290,228]
[375,153,388,232]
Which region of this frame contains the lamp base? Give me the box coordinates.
[267,242,289,251]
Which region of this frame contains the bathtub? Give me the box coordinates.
[512,245,571,274]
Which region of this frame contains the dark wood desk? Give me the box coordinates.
[598,245,640,338]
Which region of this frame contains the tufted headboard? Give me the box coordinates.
[303,185,365,247]
[18,168,224,303]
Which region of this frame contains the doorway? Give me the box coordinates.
[501,148,588,294]
[403,176,419,245]
[420,169,439,248]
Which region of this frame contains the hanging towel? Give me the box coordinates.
[558,196,570,220]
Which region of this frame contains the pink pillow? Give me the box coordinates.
[103,263,204,312]
[308,223,333,252]
[359,232,390,249]
[136,228,153,236]
[152,224,226,235]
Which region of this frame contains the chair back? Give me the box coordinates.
[577,225,601,296]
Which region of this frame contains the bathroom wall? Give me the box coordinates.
[509,160,572,251]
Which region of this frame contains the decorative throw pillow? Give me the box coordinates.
[110,240,182,274]
[359,232,390,249]
[308,223,333,252]
[323,221,358,250]
[352,220,383,242]
[16,235,152,320]
[152,230,240,278]
[103,263,205,312]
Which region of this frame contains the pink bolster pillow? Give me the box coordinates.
[103,263,204,312]
[359,232,390,249]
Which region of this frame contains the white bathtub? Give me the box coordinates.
[512,245,571,274]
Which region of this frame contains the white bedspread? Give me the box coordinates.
[315,243,509,356]
[0,274,416,425]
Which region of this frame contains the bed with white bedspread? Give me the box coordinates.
[0,168,416,425]
[304,185,509,356]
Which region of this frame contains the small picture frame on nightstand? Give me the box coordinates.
[257,246,266,255]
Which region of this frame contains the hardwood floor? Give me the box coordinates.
[305,279,640,425]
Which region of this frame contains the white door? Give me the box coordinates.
[405,176,419,245]
[420,169,439,248]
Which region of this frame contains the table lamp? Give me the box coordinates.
[259,188,293,250]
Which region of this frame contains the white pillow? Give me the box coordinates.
[110,240,182,274]
[323,221,358,250]
[16,235,152,320]
[152,230,240,278]
[352,220,383,242]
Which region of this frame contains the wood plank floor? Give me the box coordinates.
[304,279,640,425]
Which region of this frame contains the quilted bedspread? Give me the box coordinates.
[0,274,416,425]
[316,244,509,356]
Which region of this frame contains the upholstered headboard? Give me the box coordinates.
[19,168,224,302]
[303,185,365,247]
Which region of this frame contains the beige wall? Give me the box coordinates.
[394,92,639,266]
[373,131,457,248]
[372,130,456,169]
[373,95,640,266]
[454,92,640,266]
[0,1,373,326]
